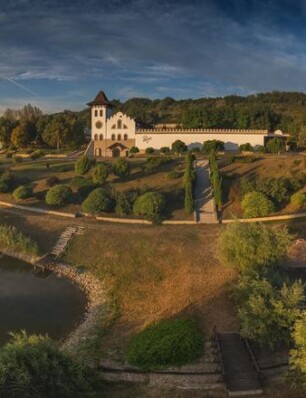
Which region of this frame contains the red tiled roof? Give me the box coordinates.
[87,91,113,107]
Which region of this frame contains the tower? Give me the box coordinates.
[87,90,113,142]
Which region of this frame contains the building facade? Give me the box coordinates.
[85,91,287,158]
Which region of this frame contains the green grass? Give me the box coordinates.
[0,224,39,256]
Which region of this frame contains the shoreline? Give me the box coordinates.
[0,247,108,355]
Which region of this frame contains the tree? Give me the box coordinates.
[202,140,224,153]
[239,143,253,152]
[45,185,72,206]
[241,191,275,218]
[112,158,130,178]
[218,222,293,273]
[11,124,31,148]
[133,192,166,223]
[171,140,187,154]
[75,156,93,175]
[266,137,285,153]
[91,163,108,185]
[129,146,139,154]
[145,147,154,154]
[289,312,306,390]
[238,278,303,348]
[0,331,98,398]
[0,117,17,147]
[160,146,170,154]
[82,188,113,214]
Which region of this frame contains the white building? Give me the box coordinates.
[85,90,288,158]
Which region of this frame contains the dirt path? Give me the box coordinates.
[194,160,217,224]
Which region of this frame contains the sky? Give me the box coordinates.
[1,0,306,114]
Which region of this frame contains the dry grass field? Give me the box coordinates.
[221,154,306,219]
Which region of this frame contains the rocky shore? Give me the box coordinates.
[0,247,108,355]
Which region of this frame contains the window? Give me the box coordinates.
[111,134,116,140]
[117,134,122,141]
[95,121,102,129]
[94,134,98,141]
[124,134,128,141]
[99,134,103,140]
[111,124,116,129]
[117,120,122,129]
[123,124,128,129]
[94,110,98,117]
[95,148,101,157]
[99,109,103,117]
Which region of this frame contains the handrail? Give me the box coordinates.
[244,338,261,377]
[211,326,226,381]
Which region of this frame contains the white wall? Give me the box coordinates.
[106,112,136,140]
[135,132,266,151]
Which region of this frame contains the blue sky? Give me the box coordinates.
[1,0,306,114]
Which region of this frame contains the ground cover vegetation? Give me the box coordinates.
[0,224,39,255]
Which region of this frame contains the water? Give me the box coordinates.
[0,255,87,345]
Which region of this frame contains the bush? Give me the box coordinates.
[129,146,139,154]
[46,176,59,187]
[160,146,170,154]
[218,222,293,273]
[125,319,203,370]
[112,158,130,178]
[171,140,187,154]
[133,192,166,223]
[70,176,91,188]
[145,147,154,154]
[0,180,9,193]
[0,224,38,255]
[289,313,306,390]
[142,156,173,175]
[266,138,285,153]
[241,191,275,218]
[0,170,14,190]
[203,140,224,153]
[75,155,93,175]
[91,163,109,185]
[45,185,72,206]
[115,191,135,216]
[30,149,44,159]
[291,192,306,206]
[240,143,253,152]
[12,185,33,200]
[82,188,113,214]
[0,331,98,398]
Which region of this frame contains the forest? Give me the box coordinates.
[1,91,306,149]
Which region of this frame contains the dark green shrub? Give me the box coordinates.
[203,140,224,153]
[70,176,91,188]
[171,140,188,154]
[291,192,306,206]
[126,319,203,370]
[241,191,275,218]
[112,159,130,178]
[239,143,253,152]
[115,191,134,216]
[266,138,285,153]
[129,146,139,154]
[82,188,113,214]
[12,185,33,200]
[0,331,97,398]
[45,185,72,206]
[145,147,154,154]
[0,170,15,189]
[160,146,170,154]
[142,156,173,175]
[91,163,109,185]
[75,155,93,175]
[256,177,291,204]
[133,192,166,223]
[255,145,265,153]
[0,180,9,193]
[46,176,59,187]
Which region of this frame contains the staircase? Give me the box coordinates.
[217,332,263,396]
[51,225,85,258]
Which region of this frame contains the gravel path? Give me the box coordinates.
[194,160,218,224]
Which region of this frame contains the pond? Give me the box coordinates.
[0,255,86,345]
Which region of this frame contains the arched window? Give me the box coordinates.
[117,120,122,129]
[94,134,98,141]
[124,134,128,141]
[94,110,98,117]
[111,134,116,140]
[111,124,116,129]
[99,134,103,140]
[117,134,122,141]
[123,124,128,129]
[99,109,103,117]
[95,148,101,157]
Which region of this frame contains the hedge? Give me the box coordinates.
[45,185,72,206]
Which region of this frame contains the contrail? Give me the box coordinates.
[5,78,37,96]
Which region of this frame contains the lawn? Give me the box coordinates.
[0,154,190,220]
[220,154,306,219]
